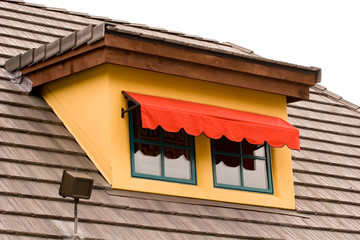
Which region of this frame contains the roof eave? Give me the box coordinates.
[5,24,319,102]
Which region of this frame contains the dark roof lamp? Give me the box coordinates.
[59,170,94,239]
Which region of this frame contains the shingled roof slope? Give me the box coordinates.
[1,1,360,239]
[0,0,263,70]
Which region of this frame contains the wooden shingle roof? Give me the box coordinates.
[1,1,360,239]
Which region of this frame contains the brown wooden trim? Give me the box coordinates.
[22,39,106,76]
[105,47,309,99]
[104,34,317,85]
[21,33,317,101]
[27,48,106,86]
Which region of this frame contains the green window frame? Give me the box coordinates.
[211,137,273,194]
[129,109,196,184]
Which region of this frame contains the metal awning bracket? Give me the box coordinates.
[121,91,140,118]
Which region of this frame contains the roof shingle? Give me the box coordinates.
[1,0,360,239]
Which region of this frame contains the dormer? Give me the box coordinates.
[5,23,320,209]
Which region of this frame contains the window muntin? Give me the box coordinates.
[129,108,196,184]
[211,137,273,193]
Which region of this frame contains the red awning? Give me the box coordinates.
[124,92,300,150]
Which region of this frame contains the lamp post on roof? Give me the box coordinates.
[59,170,94,240]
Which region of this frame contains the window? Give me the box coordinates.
[211,136,273,193]
[129,108,196,184]
[123,91,296,202]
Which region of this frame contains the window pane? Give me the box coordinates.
[129,108,195,184]
[212,137,272,193]
[164,147,191,180]
[215,154,240,167]
[216,163,241,186]
[213,136,239,153]
[134,143,161,176]
[254,146,265,157]
[243,159,268,189]
[241,139,265,157]
[215,154,241,186]
[163,129,189,146]
[164,146,190,160]
[243,157,255,170]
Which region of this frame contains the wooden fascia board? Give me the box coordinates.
[26,48,106,86]
[105,47,309,100]
[22,39,105,74]
[104,34,317,86]
[21,33,315,100]
[23,40,106,86]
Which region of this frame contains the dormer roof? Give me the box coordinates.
[3,15,320,102]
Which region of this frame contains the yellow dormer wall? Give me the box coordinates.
[41,66,112,183]
[41,64,295,209]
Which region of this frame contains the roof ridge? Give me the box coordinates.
[312,84,360,111]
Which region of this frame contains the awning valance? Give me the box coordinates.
[123,91,300,150]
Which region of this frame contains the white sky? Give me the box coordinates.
[29,0,360,105]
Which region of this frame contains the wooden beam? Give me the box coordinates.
[104,34,317,86]
[22,39,106,76]
[27,48,106,86]
[21,33,317,101]
[105,47,309,100]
